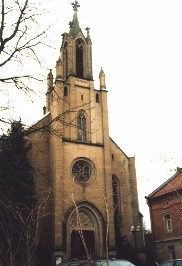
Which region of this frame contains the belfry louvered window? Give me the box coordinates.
[76,39,84,78]
[77,110,86,141]
[64,42,68,77]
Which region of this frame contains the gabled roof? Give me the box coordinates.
[109,137,130,159]
[146,167,182,199]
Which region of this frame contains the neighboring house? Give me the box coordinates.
[28,1,144,265]
[146,167,182,262]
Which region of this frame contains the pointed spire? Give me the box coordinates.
[69,1,81,38]
[56,57,63,80]
[86,27,91,42]
[47,69,53,92]
[99,67,106,90]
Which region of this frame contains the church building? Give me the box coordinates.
[28,1,143,265]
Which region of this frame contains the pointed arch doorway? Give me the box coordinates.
[66,202,104,259]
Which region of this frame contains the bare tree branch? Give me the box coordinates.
[0,0,49,93]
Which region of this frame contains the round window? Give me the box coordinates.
[72,160,92,183]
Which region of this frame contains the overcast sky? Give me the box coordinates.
[4,0,182,228]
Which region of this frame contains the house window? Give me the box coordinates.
[96,93,99,103]
[64,87,68,96]
[164,213,172,232]
[168,245,176,259]
[77,110,86,141]
[112,154,114,160]
[81,95,83,100]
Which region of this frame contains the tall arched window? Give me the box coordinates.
[76,39,84,78]
[77,110,87,141]
[112,175,120,217]
[112,175,122,249]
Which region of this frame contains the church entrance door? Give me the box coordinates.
[71,230,95,259]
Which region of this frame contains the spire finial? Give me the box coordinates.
[99,67,106,90]
[85,27,90,34]
[71,1,80,11]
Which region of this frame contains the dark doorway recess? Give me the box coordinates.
[71,230,95,259]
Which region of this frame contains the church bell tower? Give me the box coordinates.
[56,0,93,81]
[46,0,108,146]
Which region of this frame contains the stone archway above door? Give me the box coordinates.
[71,210,94,229]
[65,201,104,259]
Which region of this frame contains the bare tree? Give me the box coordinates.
[0,0,50,90]
[0,0,54,129]
[0,188,52,266]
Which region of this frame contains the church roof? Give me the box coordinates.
[69,1,81,38]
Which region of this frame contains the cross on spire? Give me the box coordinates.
[85,27,90,34]
[69,21,73,28]
[71,0,80,11]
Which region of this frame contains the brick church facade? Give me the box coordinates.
[28,1,143,264]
